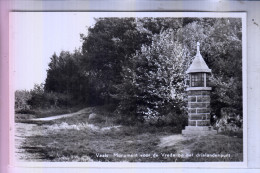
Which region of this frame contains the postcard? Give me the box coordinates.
[9,12,247,168]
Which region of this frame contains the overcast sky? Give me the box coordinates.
[10,12,97,90]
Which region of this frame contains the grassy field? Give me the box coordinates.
[16,106,243,162]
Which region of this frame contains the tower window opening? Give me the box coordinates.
[190,73,204,87]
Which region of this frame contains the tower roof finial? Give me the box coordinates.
[186,42,211,74]
[197,42,200,55]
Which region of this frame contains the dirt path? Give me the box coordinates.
[15,123,47,161]
[14,107,105,161]
[15,108,92,161]
[31,107,93,121]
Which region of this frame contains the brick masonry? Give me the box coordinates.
[188,90,211,126]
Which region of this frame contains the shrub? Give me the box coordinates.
[15,113,36,121]
[27,84,73,109]
[114,29,190,124]
[15,109,36,114]
[15,90,31,110]
[161,111,188,128]
[142,102,188,133]
[214,107,243,138]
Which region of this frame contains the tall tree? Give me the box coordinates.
[80,17,185,105]
[114,29,190,122]
[44,50,90,104]
[80,18,152,105]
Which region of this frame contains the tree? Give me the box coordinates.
[137,18,183,35]
[44,49,91,105]
[80,18,153,105]
[115,29,190,123]
[42,17,243,123]
[45,51,80,94]
[80,17,187,106]
[27,83,45,108]
[207,18,242,118]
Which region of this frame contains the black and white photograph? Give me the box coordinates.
[10,12,246,167]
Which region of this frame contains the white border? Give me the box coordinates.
[9,12,247,168]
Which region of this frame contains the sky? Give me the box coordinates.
[10,12,96,90]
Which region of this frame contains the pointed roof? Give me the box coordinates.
[186,42,211,74]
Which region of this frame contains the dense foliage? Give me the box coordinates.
[113,29,190,124]
[15,90,31,110]
[15,17,243,128]
[80,18,152,105]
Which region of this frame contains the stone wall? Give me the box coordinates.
[188,90,211,126]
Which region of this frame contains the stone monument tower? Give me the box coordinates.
[182,42,217,135]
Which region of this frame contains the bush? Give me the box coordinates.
[27,84,73,109]
[210,76,242,119]
[15,90,31,110]
[45,92,73,107]
[15,109,36,114]
[142,104,188,133]
[114,29,190,123]
[160,111,188,128]
[214,107,243,138]
[15,113,36,121]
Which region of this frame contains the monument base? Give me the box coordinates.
[182,126,217,136]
